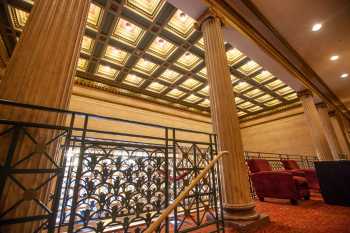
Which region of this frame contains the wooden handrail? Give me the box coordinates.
[144,151,229,233]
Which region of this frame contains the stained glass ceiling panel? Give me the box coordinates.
[4,0,299,119]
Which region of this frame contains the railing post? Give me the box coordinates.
[171,128,178,232]
[209,134,222,231]
[48,113,76,233]
[67,115,89,233]
[164,128,170,233]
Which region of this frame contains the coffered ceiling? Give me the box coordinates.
[0,0,300,119]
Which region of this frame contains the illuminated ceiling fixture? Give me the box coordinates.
[103,45,129,65]
[226,48,246,66]
[340,73,349,79]
[175,52,202,71]
[184,94,201,103]
[197,67,207,79]
[112,18,145,47]
[95,64,119,80]
[77,58,88,71]
[238,60,262,76]
[125,0,164,21]
[195,38,204,50]
[81,36,94,55]
[159,69,182,83]
[180,78,202,90]
[147,36,176,60]
[166,9,196,39]
[330,55,339,61]
[87,3,103,31]
[166,88,185,99]
[146,81,166,93]
[311,23,322,32]
[123,74,145,87]
[8,6,29,31]
[179,12,187,22]
[133,58,159,75]
[253,70,274,83]
[199,99,210,108]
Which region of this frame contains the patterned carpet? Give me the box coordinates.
[226,193,350,233]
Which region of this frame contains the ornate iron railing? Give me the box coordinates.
[244,151,318,170]
[0,99,224,233]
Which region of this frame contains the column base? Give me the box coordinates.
[223,202,270,232]
[224,213,270,233]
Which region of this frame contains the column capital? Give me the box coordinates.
[197,8,224,30]
[297,89,313,98]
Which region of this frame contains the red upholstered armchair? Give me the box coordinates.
[247,159,310,205]
[281,159,320,191]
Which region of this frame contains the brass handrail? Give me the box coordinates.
[144,151,228,233]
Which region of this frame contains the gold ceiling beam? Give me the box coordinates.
[203,0,350,120]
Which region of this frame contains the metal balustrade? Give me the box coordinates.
[0,99,224,233]
[0,99,319,233]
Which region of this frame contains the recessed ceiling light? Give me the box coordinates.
[330,55,339,61]
[340,73,348,79]
[312,23,322,32]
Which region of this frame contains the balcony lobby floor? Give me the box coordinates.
[226,193,350,233]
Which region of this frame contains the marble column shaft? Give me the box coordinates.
[329,112,350,159]
[201,16,259,221]
[298,91,333,161]
[317,104,341,160]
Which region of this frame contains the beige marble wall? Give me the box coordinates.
[69,86,316,156]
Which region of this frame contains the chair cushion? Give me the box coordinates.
[247,159,272,173]
[282,160,300,170]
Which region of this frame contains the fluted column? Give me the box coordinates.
[298,90,333,160]
[317,103,341,160]
[0,35,8,80]
[0,0,90,232]
[329,111,350,160]
[201,15,262,224]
